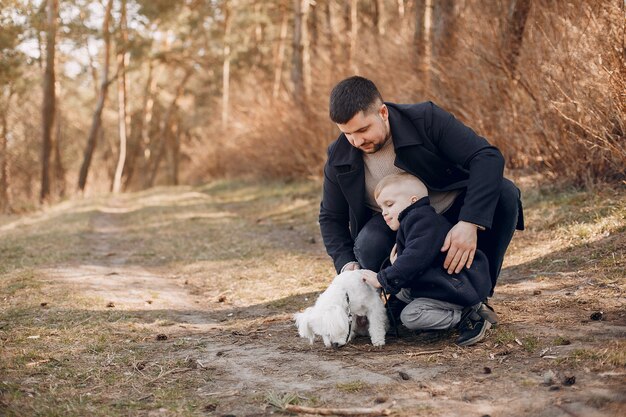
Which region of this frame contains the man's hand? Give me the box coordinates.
[360,269,381,289]
[441,221,478,274]
[341,262,361,273]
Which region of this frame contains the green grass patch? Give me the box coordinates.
[336,380,367,392]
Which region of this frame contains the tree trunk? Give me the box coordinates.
[309,0,318,51]
[113,0,129,194]
[302,0,311,97]
[272,9,289,99]
[291,0,306,103]
[431,0,456,59]
[222,1,233,127]
[125,60,157,189]
[374,0,385,35]
[414,0,424,55]
[396,0,406,35]
[324,0,337,80]
[78,0,114,192]
[397,0,405,19]
[502,0,532,76]
[147,68,192,187]
[41,0,57,203]
[52,92,65,198]
[418,0,432,93]
[348,0,358,74]
[0,89,13,214]
[166,113,180,186]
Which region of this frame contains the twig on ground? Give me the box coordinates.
[203,390,240,397]
[284,404,391,416]
[404,350,444,357]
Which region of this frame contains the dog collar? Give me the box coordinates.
[345,292,353,345]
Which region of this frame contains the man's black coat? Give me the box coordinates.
[377,197,491,307]
[319,101,524,273]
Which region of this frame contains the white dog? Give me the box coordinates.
[294,270,388,348]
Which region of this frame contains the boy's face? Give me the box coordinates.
[375,182,418,231]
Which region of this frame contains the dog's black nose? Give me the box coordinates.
[331,342,340,349]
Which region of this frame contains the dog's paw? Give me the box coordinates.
[371,339,386,347]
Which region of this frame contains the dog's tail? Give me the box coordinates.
[294,308,315,343]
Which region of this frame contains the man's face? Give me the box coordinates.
[336,104,390,154]
[375,182,417,231]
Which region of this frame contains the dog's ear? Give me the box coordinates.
[294,308,315,343]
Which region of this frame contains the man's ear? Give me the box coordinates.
[411,195,418,203]
[379,103,388,121]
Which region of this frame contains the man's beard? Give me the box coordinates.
[365,131,391,154]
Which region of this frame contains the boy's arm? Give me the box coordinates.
[376,213,444,294]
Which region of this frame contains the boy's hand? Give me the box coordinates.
[441,221,478,274]
[390,244,398,264]
[360,270,381,289]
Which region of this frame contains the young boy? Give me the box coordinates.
[361,173,493,346]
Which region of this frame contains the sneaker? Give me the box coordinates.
[478,301,499,326]
[456,307,492,347]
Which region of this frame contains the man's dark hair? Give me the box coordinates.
[329,76,383,124]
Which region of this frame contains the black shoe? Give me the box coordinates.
[384,294,406,337]
[478,301,499,326]
[385,294,406,324]
[414,329,455,344]
[456,306,491,347]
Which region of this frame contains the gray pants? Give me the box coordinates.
[396,289,463,331]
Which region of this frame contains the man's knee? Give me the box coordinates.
[353,216,395,271]
[497,179,521,217]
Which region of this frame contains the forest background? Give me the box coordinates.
[0,0,624,213]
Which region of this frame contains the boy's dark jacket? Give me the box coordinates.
[377,196,491,307]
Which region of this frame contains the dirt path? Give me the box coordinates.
[6,185,623,417]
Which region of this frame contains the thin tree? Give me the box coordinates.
[40,0,57,203]
[414,0,432,92]
[0,87,13,213]
[374,0,385,35]
[272,7,289,99]
[78,0,114,192]
[52,82,65,197]
[292,0,311,103]
[348,0,358,74]
[113,0,129,193]
[147,68,192,187]
[124,59,158,189]
[222,1,234,127]
[501,0,532,76]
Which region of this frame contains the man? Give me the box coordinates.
[319,76,524,324]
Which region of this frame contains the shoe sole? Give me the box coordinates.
[456,320,492,347]
[478,307,499,327]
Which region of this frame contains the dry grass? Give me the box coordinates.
[0,177,625,416]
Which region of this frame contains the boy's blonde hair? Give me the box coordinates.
[374,173,428,200]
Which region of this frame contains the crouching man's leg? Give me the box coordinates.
[478,178,523,293]
[353,213,396,272]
